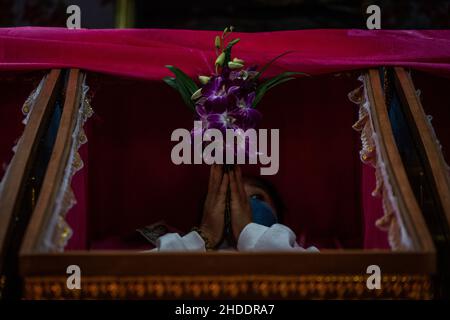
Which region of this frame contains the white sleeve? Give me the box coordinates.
[237,223,319,252]
[152,231,206,252]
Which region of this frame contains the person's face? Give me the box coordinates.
[243,181,277,215]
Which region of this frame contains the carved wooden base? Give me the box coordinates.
[24,274,432,300]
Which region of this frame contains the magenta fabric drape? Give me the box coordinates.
[1,28,450,80]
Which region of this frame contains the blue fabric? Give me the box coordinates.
[250,197,278,227]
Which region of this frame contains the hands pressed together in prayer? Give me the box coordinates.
[199,164,252,248]
[153,163,319,252]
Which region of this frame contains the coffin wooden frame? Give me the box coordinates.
[393,67,450,227]
[0,70,63,298]
[2,67,442,299]
[0,70,62,257]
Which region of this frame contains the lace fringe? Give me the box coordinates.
[43,76,93,252]
[349,76,413,250]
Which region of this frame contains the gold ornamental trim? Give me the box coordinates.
[24,274,432,300]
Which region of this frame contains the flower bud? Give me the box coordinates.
[215,52,225,66]
[198,76,210,84]
[215,36,221,49]
[228,38,240,46]
[228,61,244,69]
[233,57,245,64]
[191,88,202,100]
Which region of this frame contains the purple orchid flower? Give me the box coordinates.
[200,76,239,113]
[234,92,262,130]
[195,65,261,126]
[196,104,239,132]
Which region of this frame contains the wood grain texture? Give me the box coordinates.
[0,70,61,270]
[394,67,450,230]
[366,69,435,253]
[20,69,83,255]
[19,250,435,277]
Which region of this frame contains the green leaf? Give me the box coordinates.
[164,65,199,111]
[163,76,178,90]
[256,51,295,80]
[260,71,303,89]
[163,75,194,110]
[265,76,296,91]
[253,71,306,107]
[166,65,199,94]
[176,83,195,110]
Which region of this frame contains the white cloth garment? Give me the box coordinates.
[152,223,319,252]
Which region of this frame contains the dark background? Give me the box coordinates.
[0,0,449,30]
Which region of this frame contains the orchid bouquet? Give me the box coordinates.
[164,27,303,246]
[163,26,304,137]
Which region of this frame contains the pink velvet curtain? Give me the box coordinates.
[1,28,450,79]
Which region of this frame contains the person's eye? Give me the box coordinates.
[250,194,263,200]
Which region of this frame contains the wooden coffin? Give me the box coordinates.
[0,67,449,300]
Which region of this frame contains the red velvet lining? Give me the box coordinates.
[0,71,45,181]
[65,72,387,250]
[411,71,450,165]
